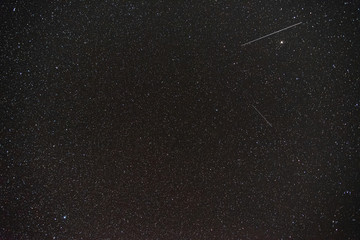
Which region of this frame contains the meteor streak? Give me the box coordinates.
[241,22,303,47]
[251,104,273,127]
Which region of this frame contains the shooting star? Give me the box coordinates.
[241,22,303,47]
[251,104,273,127]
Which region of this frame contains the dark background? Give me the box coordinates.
[1,0,359,239]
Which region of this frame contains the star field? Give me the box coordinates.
[1,1,359,239]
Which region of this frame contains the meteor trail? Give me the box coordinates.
[241,22,303,47]
[251,104,273,127]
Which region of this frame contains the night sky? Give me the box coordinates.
[1,1,360,239]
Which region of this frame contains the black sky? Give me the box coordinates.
[1,1,360,239]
